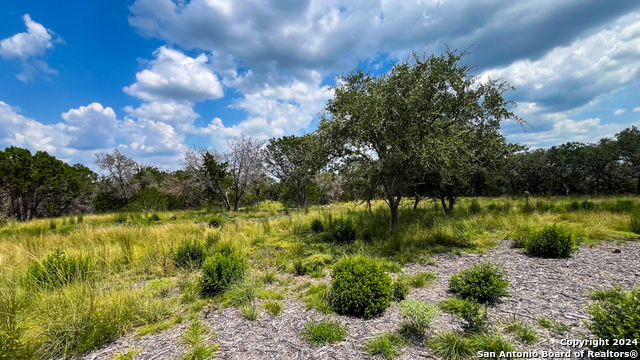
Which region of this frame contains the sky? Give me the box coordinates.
[1,0,640,169]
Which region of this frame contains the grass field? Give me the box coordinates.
[1,196,639,359]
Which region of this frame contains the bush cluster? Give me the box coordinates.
[449,262,510,305]
[331,256,392,318]
[28,249,92,287]
[171,239,207,269]
[201,247,247,296]
[586,286,639,354]
[525,224,576,258]
[330,218,356,243]
[310,218,324,233]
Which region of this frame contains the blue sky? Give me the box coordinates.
[1,0,640,168]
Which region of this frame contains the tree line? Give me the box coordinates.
[1,49,638,229]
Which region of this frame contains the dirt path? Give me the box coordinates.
[78,240,640,360]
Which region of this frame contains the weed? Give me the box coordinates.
[537,317,571,333]
[264,301,283,316]
[240,301,260,320]
[110,347,141,360]
[364,333,406,359]
[429,330,474,360]
[505,320,538,344]
[399,300,438,337]
[300,319,348,347]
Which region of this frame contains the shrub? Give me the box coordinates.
[208,216,223,228]
[200,249,247,296]
[311,218,324,233]
[331,256,392,318]
[469,199,482,215]
[458,300,488,333]
[604,199,635,213]
[364,333,406,359]
[581,200,595,210]
[300,319,348,347]
[586,286,639,354]
[28,249,92,287]
[399,300,438,336]
[525,224,576,258]
[172,239,207,269]
[429,330,474,360]
[392,280,410,302]
[630,212,640,234]
[148,213,161,222]
[449,262,510,305]
[330,218,356,243]
[565,201,580,212]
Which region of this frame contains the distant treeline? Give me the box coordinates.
[1,50,638,222]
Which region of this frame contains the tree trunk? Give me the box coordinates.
[413,196,422,210]
[367,200,372,214]
[440,196,456,217]
[389,196,401,233]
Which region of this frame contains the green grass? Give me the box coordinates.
[300,319,348,347]
[504,320,538,344]
[263,300,283,316]
[109,347,141,360]
[0,197,638,358]
[180,319,219,360]
[429,331,474,360]
[398,272,437,288]
[363,333,406,359]
[537,317,572,333]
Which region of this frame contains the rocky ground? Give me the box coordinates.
[78,240,640,360]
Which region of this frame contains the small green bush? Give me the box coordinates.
[458,300,488,333]
[630,212,640,234]
[449,262,510,305]
[399,300,438,336]
[172,239,207,269]
[469,199,482,215]
[330,218,356,244]
[311,218,324,233]
[364,333,406,359]
[148,213,161,222]
[331,256,392,318]
[604,199,635,213]
[392,280,410,302]
[581,200,595,210]
[27,249,92,287]
[208,216,223,228]
[525,224,576,258]
[200,249,247,296]
[586,286,639,354]
[114,213,128,224]
[565,201,580,212]
[300,319,348,347]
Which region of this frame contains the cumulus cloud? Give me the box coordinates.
[123,46,224,102]
[614,109,627,115]
[0,101,70,155]
[482,13,640,113]
[506,113,639,148]
[633,107,640,112]
[0,100,188,166]
[0,14,61,81]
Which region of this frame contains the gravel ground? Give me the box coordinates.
[77,240,640,360]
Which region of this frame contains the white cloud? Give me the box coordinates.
[633,107,640,112]
[123,46,224,102]
[1,100,189,166]
[506,112,638,148]
[482,13,640,112]
[614,108,626,115]
[0,14,60,81]
[61,103,120,150]
[0,101,70,155]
